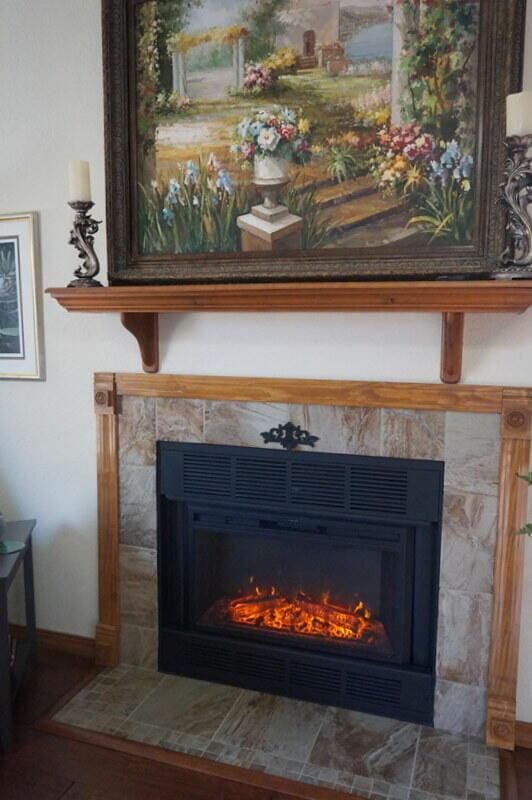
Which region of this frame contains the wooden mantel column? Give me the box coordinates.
[487,389,532,750]
[94,373,120,667]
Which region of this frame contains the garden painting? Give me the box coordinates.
[135,0,480,258]
[0,239,22,357]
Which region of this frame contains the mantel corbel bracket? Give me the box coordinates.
[120,312,159,374]
[440,312,465,384]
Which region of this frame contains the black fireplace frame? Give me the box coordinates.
[157,442,443,725]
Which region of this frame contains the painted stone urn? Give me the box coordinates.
[253,155,289,185]
[253,156,290,210]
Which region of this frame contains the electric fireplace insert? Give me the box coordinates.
[157,442,443,725]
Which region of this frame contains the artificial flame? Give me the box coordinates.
[202,582,389,649]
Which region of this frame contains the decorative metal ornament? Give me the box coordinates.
[261,422,320,451]
[498,134,532,277]
[68,201,103,288]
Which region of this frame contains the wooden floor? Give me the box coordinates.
[1,648,532,800]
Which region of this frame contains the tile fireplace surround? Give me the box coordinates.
[71,374,532,799]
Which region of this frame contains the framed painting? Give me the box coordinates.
[103,0,526,284]
[0,213,44,380]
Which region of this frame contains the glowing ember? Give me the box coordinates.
[201,583,391,651]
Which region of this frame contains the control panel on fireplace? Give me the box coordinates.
[157,442,443,725]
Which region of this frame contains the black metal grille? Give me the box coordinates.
[183,453,231,497]
[162,442,443,523]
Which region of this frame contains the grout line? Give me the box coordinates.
[301,704,329,768]
[208,687,246,747]
[122,668,167,722]
[408,724,422,795]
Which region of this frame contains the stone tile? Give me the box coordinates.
[250,750,305,780]
[381,410,445,460]
[119,465,156,549]
[204,401,290,448]
[119,396,156,466]
[444,413,501,496]
[388,785,410,800]
[156,398,204,443]
[59,666,162,720]
[119,718,166,746]
[120,624,158,670]
[308,707,419,787]
[120,545,157,628]
[131,674,243,737]
[204,741,255,768]
[434,680,487,738]
[437,590,492,687]
[291,405,381,456]
[213,692,325,763]
[158,729,211,756]
[412,727,468,798]
[440,492,497,595]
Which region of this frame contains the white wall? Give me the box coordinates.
[1,0,531,719]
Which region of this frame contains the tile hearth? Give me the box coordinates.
[54,665,500,800]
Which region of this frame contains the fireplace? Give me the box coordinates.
[157,441,443,725]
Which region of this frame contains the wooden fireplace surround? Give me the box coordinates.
[93,372,532,751]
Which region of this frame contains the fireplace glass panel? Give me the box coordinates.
[189,512,412,663]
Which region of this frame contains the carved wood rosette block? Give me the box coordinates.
[487,389,532,750]
[94,374,120,667]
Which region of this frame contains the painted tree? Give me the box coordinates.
[397,0,479,143]
[156,0,202,92]
[241,0,289,63]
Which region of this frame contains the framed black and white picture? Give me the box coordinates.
[0,213,44,380]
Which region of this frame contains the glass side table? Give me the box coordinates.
[0,520,37,752]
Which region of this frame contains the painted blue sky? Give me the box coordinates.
[186,0,249,33]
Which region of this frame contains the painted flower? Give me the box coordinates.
[207,153,222,172]
[257,126,281,152]
[216,169,235,195]
[298,117,311,136]
[162,207,174,225]
[280,123,296,141]
[460,154,474,178]
[440,140,461,168]
[184,161,199,185]
[237,118,252,139]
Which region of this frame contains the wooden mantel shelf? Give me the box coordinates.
[47,280,532,382]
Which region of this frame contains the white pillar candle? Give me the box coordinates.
[68,160,92,203]
[507,92,532,137]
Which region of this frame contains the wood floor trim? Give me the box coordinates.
[113,373,505,413]
[516,721,532,749]
[499,750,519,800]
[36,718,363,800]
[10,624,95,660]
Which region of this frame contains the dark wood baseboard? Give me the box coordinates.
[516,721,532,749]
[36,718,363,800]
[10,624,95,660]
[500,750,519,800]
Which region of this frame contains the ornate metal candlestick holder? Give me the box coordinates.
[499,134,532,277]
[68,201,102,287]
